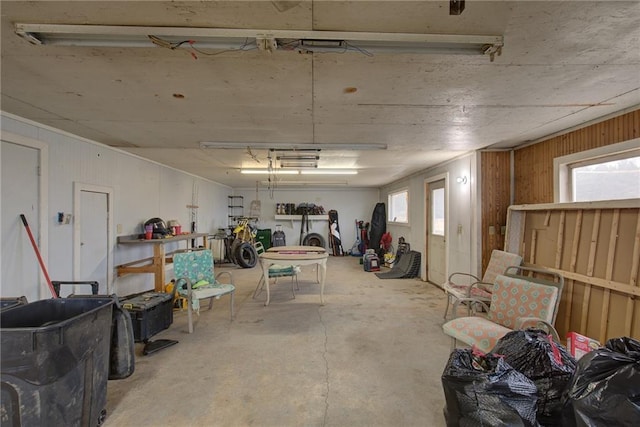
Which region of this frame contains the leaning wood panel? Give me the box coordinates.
[505,201,640,342]
[513,109,640,204]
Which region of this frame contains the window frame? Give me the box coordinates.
[553,139,640,203]
[388,188,409,224]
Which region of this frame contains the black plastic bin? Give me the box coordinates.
[0,296,28,312]
[1,298,114,427]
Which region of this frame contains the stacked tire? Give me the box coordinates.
[230,239,258,268]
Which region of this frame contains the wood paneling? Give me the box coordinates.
[479,109,639,274]
[480,151,511,272]
[505,202,640,342]
[513,110,640,204]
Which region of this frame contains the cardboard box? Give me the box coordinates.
[566,332,600,359]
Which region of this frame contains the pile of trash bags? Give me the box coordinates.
[442,330,640,426]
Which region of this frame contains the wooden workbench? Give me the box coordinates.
[116,233,208,292]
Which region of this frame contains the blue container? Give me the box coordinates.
[1,298,114,427]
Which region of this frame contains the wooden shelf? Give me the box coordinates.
[116,233,208,292]
[274,214,328,227]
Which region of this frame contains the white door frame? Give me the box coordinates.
[424,173,449,283]
[1,132,49,297]
[73,183,114,293]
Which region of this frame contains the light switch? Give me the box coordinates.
[117,224,123,233]
[489,225,496,235]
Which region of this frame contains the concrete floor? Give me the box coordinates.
[105,256,453,427]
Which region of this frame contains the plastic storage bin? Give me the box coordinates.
[1,298,114,427]
[121,292,173,342]
[256,228,272,250]
[0,296,28,312]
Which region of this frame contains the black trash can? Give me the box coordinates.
[1,298,114,427]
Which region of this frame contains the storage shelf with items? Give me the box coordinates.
[228,195,244,226]
[274,214,329,227]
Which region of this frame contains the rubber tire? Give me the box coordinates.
[229,238,243,264]
[303,233,325,248]
[235,242,258,268]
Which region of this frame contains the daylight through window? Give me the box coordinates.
[555,141,640,203]
[388,189,408,223]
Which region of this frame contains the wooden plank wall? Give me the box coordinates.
[479,109,639,274]
[513,109,640,204]
[506,204,640,343]
[480,151,511,272]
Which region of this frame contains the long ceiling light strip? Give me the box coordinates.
[241,169,357,175]
[301,170,357,175]
[200,142,387,150]
[241,169,298,175]
[260,181,350,186]
[15,24,503,59]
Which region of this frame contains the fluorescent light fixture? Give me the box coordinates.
[280,162,318,168]
[260,181,349,186]
[300,169,358,175]
[15,24,504,60]
[277,155,320,161]
[241,168,356,175]
[241,169,298,174]
[200,142,387,150]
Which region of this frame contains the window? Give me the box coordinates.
[431,187,445,236]
[554,140,640,202]
[388,189,408,223]
[571,155,640,202]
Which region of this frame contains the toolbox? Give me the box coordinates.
[121,292,173,342]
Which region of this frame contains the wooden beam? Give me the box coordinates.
[626,211,640,334]
[600,209,619,341]
[523,264,640,297]
[554,211,566,329]
[564,211,582,328]
[581,209,601,331]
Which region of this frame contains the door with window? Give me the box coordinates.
[428,179,446,284]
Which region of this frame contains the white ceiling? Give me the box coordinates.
[2,1,639,188]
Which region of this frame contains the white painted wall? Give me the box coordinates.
[1,112,232,297]
[380,153,479,284]
[233,186,380,251]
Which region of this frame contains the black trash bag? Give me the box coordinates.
[442,349,539,427]
[561,336,640,427]
[491,329,577,426]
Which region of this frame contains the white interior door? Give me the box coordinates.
[1,141,41,300]
[76,188,110,295]
[428,179,446,284]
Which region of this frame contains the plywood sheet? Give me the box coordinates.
[506,201,640,342]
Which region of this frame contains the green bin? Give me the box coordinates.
[256,228,272,249]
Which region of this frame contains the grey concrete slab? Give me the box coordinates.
[106,256,450,427]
